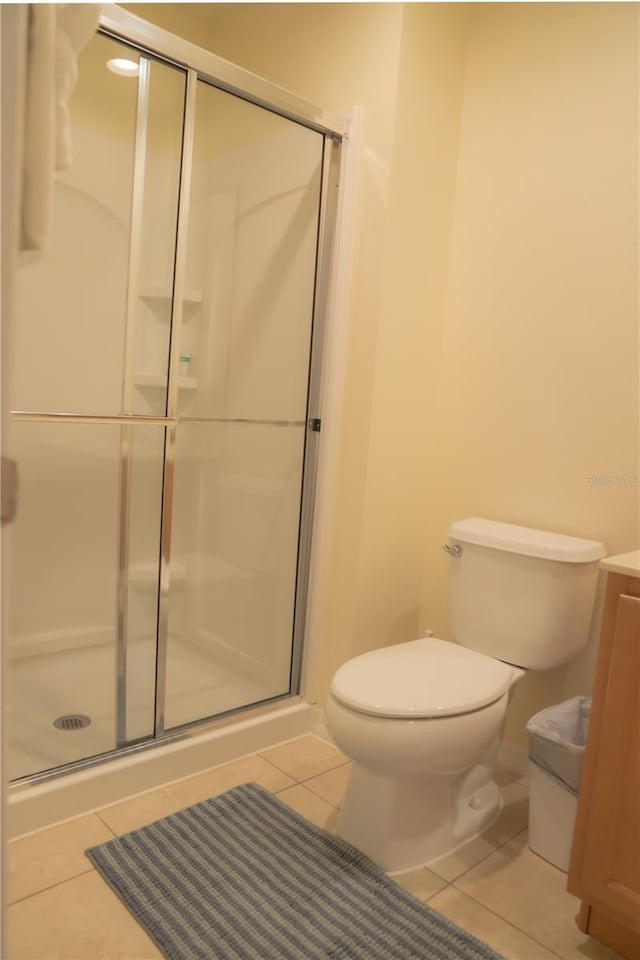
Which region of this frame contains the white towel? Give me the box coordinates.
[20,3,99,265]
[54,4,101,170]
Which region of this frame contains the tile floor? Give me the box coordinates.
[7,735,623,960]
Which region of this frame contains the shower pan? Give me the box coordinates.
[7,8,346,783]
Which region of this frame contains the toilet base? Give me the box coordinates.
[336,764,503,873]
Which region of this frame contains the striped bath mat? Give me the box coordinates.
[87,782,505,960]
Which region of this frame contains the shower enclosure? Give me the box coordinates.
[7,9,345,781]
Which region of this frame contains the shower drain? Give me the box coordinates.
[53,714,92,731]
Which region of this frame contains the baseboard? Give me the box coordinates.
[311,706,332,743]
[497,740,529,783]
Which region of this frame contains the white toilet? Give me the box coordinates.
[325,518,605,873]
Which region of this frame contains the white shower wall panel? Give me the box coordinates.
[13,119,135,415]
[8,423,121,649]
[184,115,322,422]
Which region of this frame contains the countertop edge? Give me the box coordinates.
[600,550,640,578]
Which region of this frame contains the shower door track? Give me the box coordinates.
[99,6,348,138]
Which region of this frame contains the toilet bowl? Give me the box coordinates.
[325,518,606,873]
[326,637,521,872]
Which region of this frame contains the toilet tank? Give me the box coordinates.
[447,519,606,671]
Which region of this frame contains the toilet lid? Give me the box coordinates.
[330,638,516,719]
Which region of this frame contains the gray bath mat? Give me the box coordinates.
[86,781,505,960]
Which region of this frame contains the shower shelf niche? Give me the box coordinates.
[139,285,202,316]
[129,560,188,586]
[134,373,198,390]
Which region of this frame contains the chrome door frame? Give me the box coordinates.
[99,5,348,139]
[115,53,150,747]
[153,68,197,738]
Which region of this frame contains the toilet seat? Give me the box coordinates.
[330,637,516,719]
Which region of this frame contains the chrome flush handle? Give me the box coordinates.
[443,543,462,558]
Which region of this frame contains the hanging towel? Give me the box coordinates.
[20,3,99,265]
[54,4,100,169]
[20,4,55,264]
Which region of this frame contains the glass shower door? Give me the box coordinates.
[8,33,186,778]
[162,81,324,729]
[8,28,331,777]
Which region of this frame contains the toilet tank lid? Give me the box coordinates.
[448,518,606,563]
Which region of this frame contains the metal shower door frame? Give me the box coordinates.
[98,7,347,746]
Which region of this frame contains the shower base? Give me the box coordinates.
[9,628,295,782]
[8,693,312,838]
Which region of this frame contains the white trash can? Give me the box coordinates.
[526,696,591,872]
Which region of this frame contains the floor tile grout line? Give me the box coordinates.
[430,824,531,885]
[256,752,306,783]
[256,756,350,783]
[425,879,453,902]
[95,810,119,839]
[296,766,352,808]
[297,759,351,783]
[302,788,341,809]
[389,875,453,903]
[448,885,567,960]
[273,779,343,813]
[8,864,96,908]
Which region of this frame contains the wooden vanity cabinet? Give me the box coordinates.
[567,572,640,959]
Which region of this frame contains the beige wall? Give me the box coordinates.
[126,3,639,753]
[345,3,470,675]
[423,2,639,747]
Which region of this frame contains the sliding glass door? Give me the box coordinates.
[8,27,327,779]
[9,32,186,777]
[162,81,324,730]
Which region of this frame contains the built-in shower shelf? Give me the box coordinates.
[129,561,188,586]
[134,373,198,390]
[139,286,202,312]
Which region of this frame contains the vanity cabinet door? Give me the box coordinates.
[568,576,640,959]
